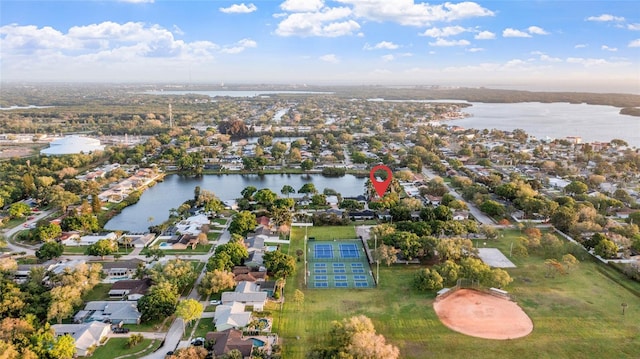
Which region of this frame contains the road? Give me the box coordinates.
[421,168,495,225]
[138,216,231,359]
[2,208,55,255]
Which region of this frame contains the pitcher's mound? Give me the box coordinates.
[433,289,533,340]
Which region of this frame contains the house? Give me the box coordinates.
[52,322,111,357]
[221,281,268,311]
[205,329,254,358]
[232,266,267,282]
[175,213,210,235]
[214,302,252,332]
[101,259,144,280]
[453,211,470,221]
[166,234,199,250]
[108,279,151,300]
[348,210,376,221]
[75,301,141,324]
[67,232,117,246]
[119,233,155,248]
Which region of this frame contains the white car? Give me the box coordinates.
[209,300,221,305]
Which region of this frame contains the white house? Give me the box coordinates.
[52,322,110,356]
[214,302,252,332]
[67,232,117,246]
[175,214,210,236]
[221,281,268,311]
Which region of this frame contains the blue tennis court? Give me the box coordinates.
[307,240,375,289]
[339,243,360,258]
[314,244,333,259]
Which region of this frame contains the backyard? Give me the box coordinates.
[275,226,640,359]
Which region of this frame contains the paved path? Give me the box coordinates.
[2,209,55,255]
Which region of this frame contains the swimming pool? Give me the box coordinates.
[158,242,172,249]
[251,338,266,347]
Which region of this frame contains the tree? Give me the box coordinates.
[263,250,296,278]
[197,269,236,297]
[48,286,82,323]
[292,289,305,308]
[594,239,618,259]
[91,195,102,214]
[300,159,314,172]
[137,282,179,322]
[328,315,399,359]
[281,185,295,197]
[33,222,62,242]
[145,246,165,261]
[48,187,80,212]
[414,268,444,291]
[175,299,203,329]
[228,211,257,236]
[85,239,117,260]
[148,259,196,293]
[375,244,399,266]
[214,241,249,267]
[49,334,75,359]
[271,206,292,227]
[254,188,277,208]
[565,180,588,196]
[171,346,208,359]
[35,242,64,261]
[240,186,257,200]
[8,202,31,219]
[298,183,317,194]
[126,333,144,348]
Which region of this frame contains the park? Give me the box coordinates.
[274,225,640,359]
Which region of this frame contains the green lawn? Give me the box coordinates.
[192,318,217,339]
[83,283,113,302]
[207,232,221,241]
[85,338,160,359]
[127,317,173,332]
[299,225,357,240]
[277,226,640,359]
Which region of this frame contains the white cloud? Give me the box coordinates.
[221,38,257,54]
[275,7,360,37]
[601,45,617,52]
[531,52,562,62]
[474,30,495,40]
[429,38,470,47]
[503,28,531,38]
[629,39,640,48]
[566,57,629,67]
[280,0,324,12]
[574,44,587,48]
[0,22,219,60]
[364,41,399,50]
[420,26,467,38]
[335,0,494,26]
[467,47,484,52]
[527,26,548,35]
[381,54,395,62]
[586,14,625,22]
[219,3,257,14]
[628,23,640,31]
[320,54,339,63]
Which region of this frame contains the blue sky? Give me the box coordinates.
[1,0,638,92]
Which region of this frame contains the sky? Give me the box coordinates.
[1,0,639,93]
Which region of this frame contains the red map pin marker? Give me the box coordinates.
[370,164,393,198]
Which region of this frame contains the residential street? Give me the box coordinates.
[422,168,495,225]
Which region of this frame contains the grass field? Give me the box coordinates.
[276,226,640,359]
[83,283,113,302]
[85,338,160,359]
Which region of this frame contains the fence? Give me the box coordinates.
[435,278,516,302]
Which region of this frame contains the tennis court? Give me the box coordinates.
[307,240,374,289]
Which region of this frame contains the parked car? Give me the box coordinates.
[209,300,221,305]
[191,337,205,346]
[112,327,130,334]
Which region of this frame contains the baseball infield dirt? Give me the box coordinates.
[433,288,533,340]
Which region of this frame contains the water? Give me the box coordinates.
[454,102,640,147]
[105,173,365,232]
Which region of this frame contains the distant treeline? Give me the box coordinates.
[325,86,640,111]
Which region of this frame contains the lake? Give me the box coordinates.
[105,174,366,232]
[454,102,640,147]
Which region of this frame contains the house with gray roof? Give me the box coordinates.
[52,321,110,356]
[214,302,252,332]
[221,281,267,311]
[76,301,141,324]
